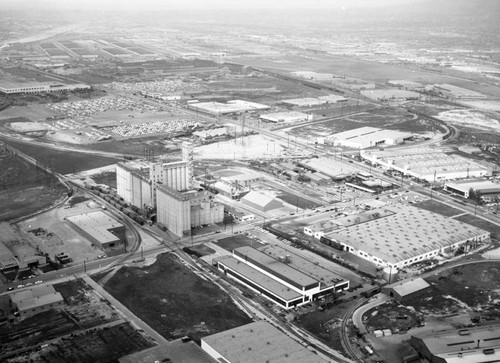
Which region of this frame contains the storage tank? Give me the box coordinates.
[382,266,399,284]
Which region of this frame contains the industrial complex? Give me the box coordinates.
[216,246,348,309]
[327,126,414,149]
[409,324,500,362]
[361,147,492,182]
[320,204,489,269]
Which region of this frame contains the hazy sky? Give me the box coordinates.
[3,0,425,11]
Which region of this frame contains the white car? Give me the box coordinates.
[35,280,43,285]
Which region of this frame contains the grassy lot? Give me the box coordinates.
[405,262,500,322]
[91,171,117,189]
[5,140,119,174]
[454,214,500,239]
[101,253,252,342]
[414,199,463,217]
[277,191,323,209]
[0,152,67,221]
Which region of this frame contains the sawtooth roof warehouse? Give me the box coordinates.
[319,204,489,269]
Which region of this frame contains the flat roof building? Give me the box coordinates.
[410,324,500,363]
[66,211,125,249]
[10,285,64,319]
[327,126,414,149]
[201,321,329,363]
[361,148,492,182]
[300,157,359,179]
[216,246,348,309]
[444,180,500,198]
[188,100,269,115]
[322,204,489,269]
[0,80,90,94]
[259,111,311,123]
[361,89,420,102]
[119,339,214,363]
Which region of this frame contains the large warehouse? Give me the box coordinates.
[187,100,269,115]
[259,111,311,123]
[410,324,500,363]
[201,321,328,363]
[300,157,359,179]
[66,211,126,249]
[0,80,90,94]
[444,180,500,198]
[361,147,492,182]
[326,126,414,149]
[10,285,64,319]
[321,204,489,269]
[216,246,348,309]
[240,191,283,212]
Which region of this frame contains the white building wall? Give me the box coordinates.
[200,341,228,363]
[116,164,132,204]
[156,189,191,237]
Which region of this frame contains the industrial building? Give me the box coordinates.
[193,126,229,139]
[259,111,311,123]
[387,80,424,90]
[361,89,420,102]
[430,83,487,99]
[187,100,269,115]
[201,321,328,363]
[444,180,500,199]
[321,204,489,269]
[10,285,64,319]
[116,162,153,210]
[216,246,348,309]
[0,80,90,94]
[300,157,359,179]
[119,339,214,363]
[326,126,414,149]
[0,241,18,272]
[117,142,223,237]
[361,148,492,182]
[156,186,224,237]
[410,324,500,363]
[382,278,430,302]
[282,95,347,107]
[240,191,283,212]
[66,211,126,249]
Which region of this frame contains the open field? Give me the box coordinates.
[364,300,421,333]
[91,170,117,189]
[453,213,500,239]
[0,104,63,121]
[236,54,500,98]
[100,252,252,342]
[286,107,431,140]
[0,151,67,221]
[413,199,463,217]
[4,140,119,174]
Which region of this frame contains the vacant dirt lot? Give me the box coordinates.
[0,150,67,221]
[100,252,252,342]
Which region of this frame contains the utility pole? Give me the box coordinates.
[430,170,437,199]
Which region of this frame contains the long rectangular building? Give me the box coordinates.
[361,148,492,182]
[66,211,125,249]
[216,246,348,309]
[328,126,414,149]
[410,324,500,363]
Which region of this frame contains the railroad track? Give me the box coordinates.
[340,298,368,363]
